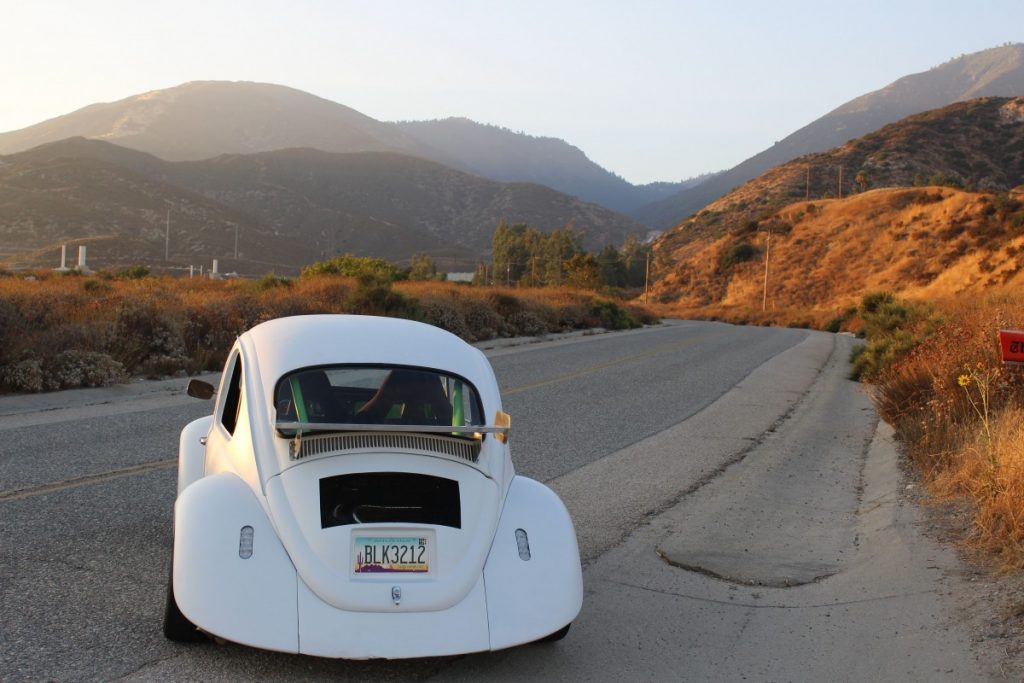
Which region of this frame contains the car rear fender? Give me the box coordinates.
[177,415,212,496]
[484,475,583,650]
[173,471,299,653]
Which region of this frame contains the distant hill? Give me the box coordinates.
[0,81,444,162]
[650,96,1024,310]
[396,117,690,213]
[635,44,1024,229]
[0,81,689,218]
[0,142,308,271]
[0,138,645,272]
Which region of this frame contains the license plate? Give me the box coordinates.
[354,536,429,574]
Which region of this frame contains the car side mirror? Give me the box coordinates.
[187,379,216,400]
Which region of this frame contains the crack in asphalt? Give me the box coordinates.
[597,577,940,611]
[622,334,837,530]
[653,549,840,588]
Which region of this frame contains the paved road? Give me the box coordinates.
[0,321,989,681]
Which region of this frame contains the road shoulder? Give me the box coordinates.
[438,334,991,681]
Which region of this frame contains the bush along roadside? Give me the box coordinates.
[860,291,1024,569]
[0,270,657,394]
[848,291,942,381]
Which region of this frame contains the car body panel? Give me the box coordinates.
[177,415,212,495]
[296,574,491,659]
[173,472,299,653]
[485,475,584,649]
[266,452,501,612]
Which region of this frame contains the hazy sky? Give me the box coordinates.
[4,1,1023,184]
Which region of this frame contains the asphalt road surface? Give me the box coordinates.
[0,321,990,681]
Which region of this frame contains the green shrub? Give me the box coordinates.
[347,273,417,317]
[719,243,758,270]
[118,265,151,279]
[44,351,127,390]
[83,279,111,293]
[461,300,504,341]
[1,359,44,392]
[113,301,188,375]
[302,254,403,281]
[927,171,964,189]
[848,292,939,380]
[591,299,639,330]
[418,299,470,340]
[257,273,293,290]
[506,310,547,336]
[487,292,523,318]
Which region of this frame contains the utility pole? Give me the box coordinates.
[762,227,771,312]
[806,166,810,201]
[644,251,651,304]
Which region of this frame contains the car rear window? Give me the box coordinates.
[274,366,484,431]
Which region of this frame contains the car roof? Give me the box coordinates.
[239,314,495,398]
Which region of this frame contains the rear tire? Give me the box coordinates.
[535,623,571,643]
[163,558,206,643]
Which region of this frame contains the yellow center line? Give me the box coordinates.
[0,458,177,503]
[502,332,723,396]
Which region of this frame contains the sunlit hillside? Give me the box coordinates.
[651,96,1024,320]
[653,186,1024,320]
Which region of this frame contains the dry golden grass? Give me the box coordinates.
[873,290,1024,569]
[927,406,1024,568]
[0,271,654,393]
[653,187,1024,323]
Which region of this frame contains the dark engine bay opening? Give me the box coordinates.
[320,472,461,529]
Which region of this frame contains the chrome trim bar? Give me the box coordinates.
[276,422,507,437]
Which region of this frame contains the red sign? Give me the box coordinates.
[999,330,1024,366]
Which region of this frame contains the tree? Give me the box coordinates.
[597,244,626,288]
[408,254,443,281]
[854,170,870,193]
[620,235,652,288]
[541,227,583,285]
[564,253,601,289]
[492,221,531,286]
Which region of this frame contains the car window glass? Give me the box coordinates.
[275,366,483,430]
[221,356,243,435]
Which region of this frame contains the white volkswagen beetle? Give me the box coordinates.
[164,314,583,658]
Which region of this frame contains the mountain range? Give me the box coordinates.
[395,117,699,213]
[3,44,1024,274]
[0,137,644,272]
[0,81,440,163]
[635,43,1024,228]
[0,80,685,220]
